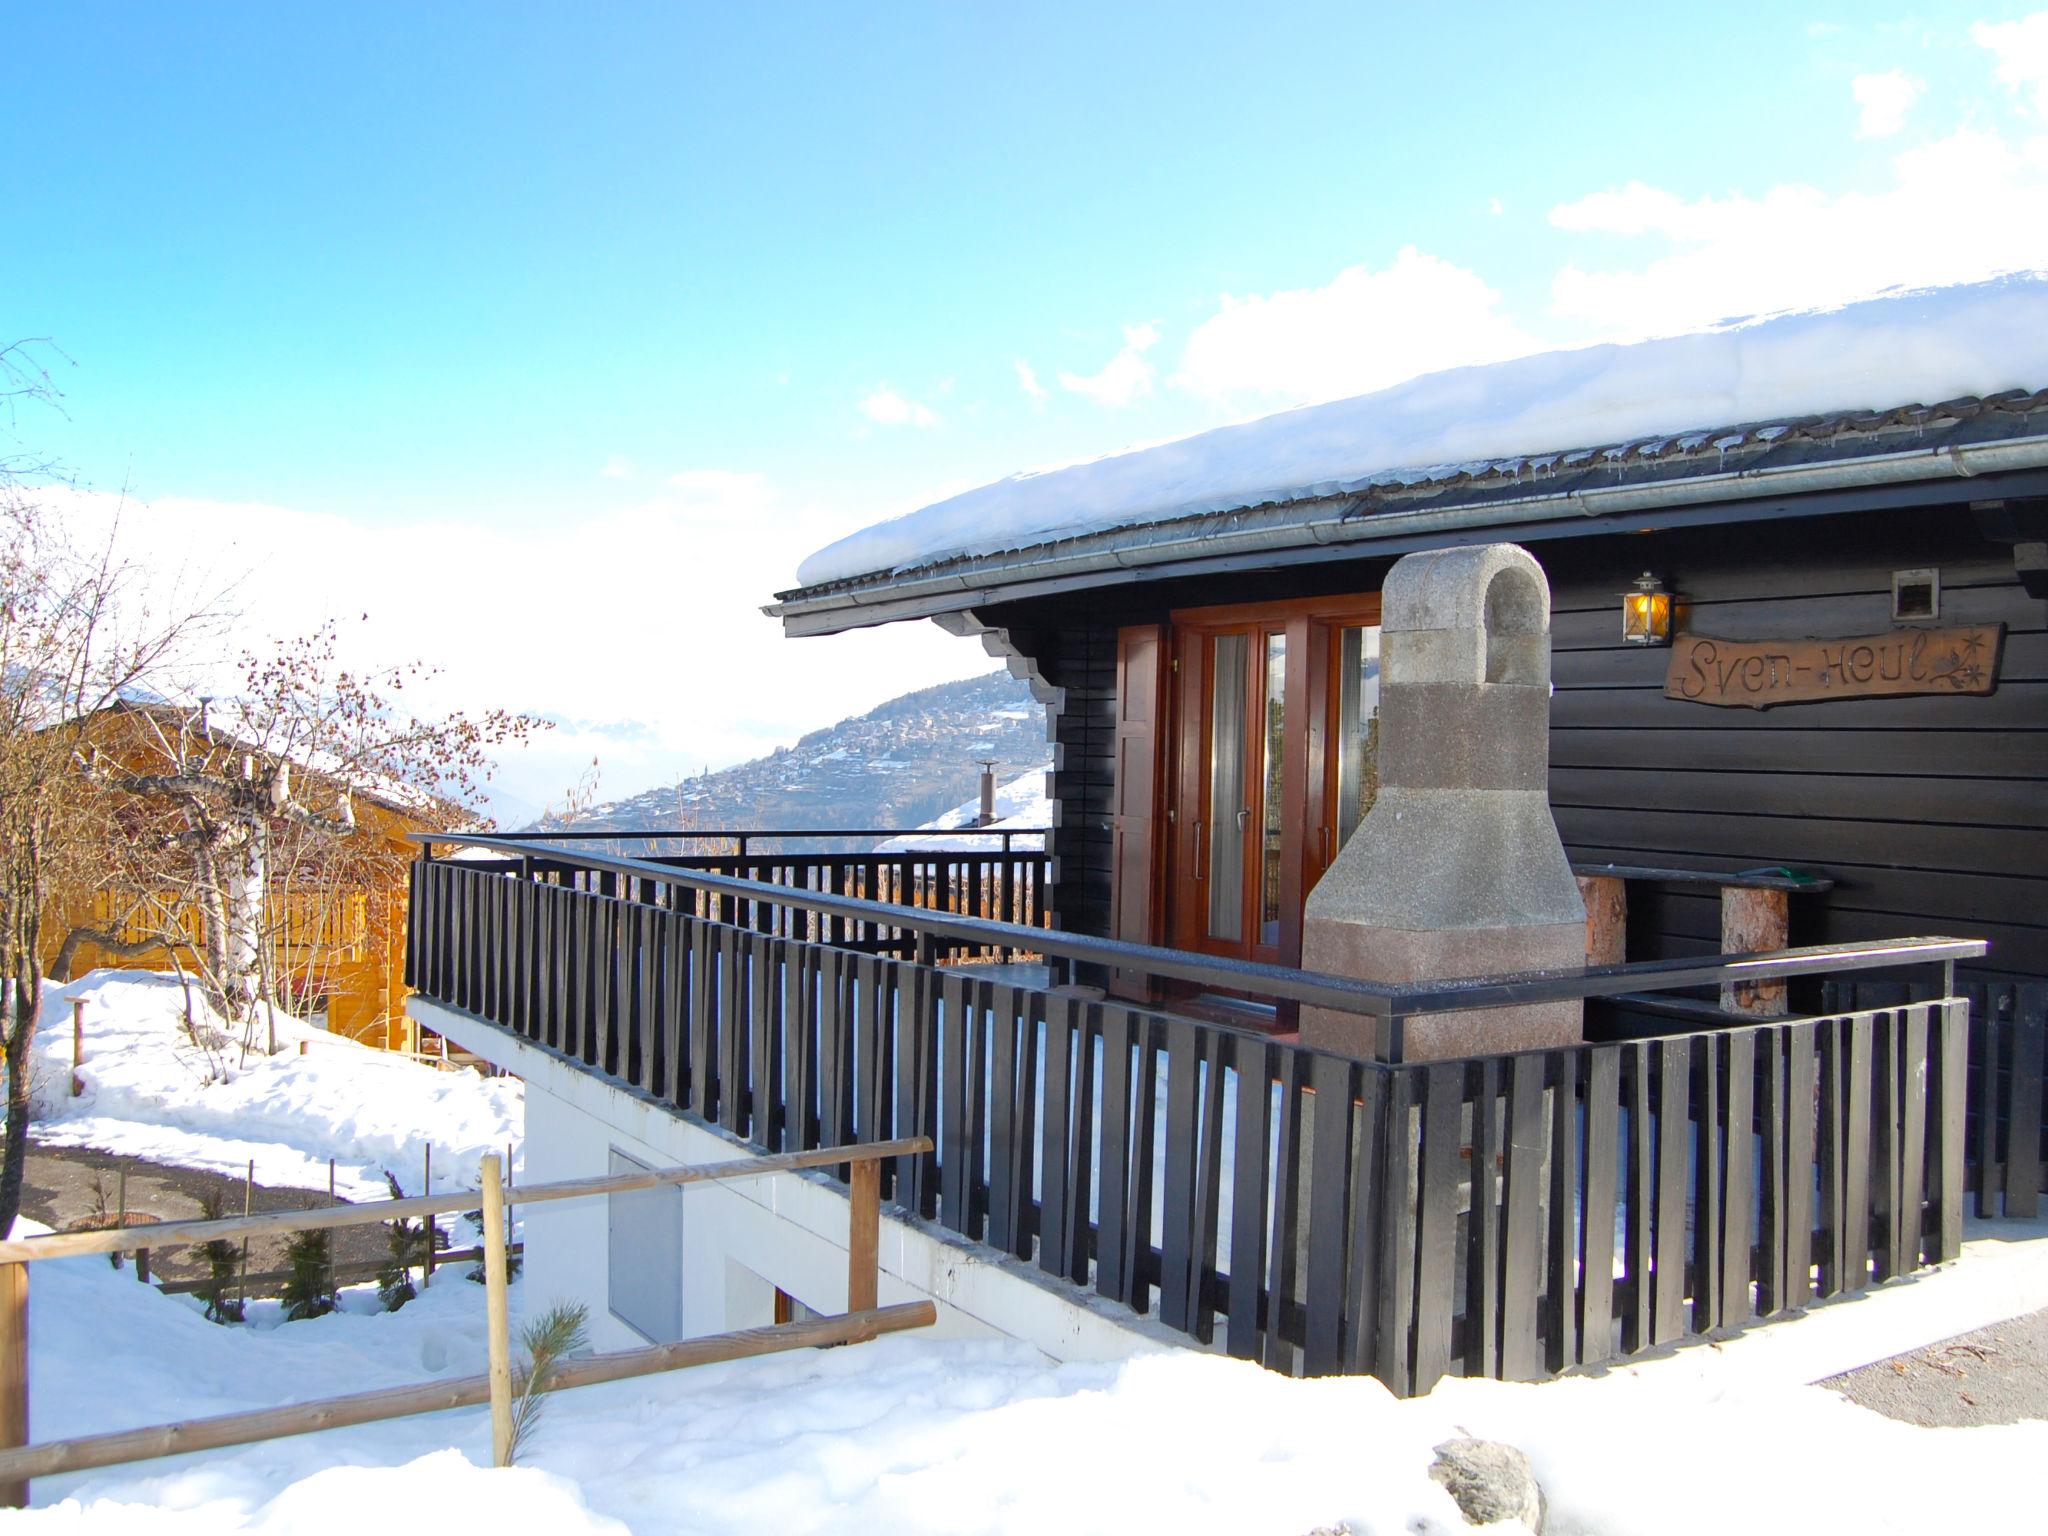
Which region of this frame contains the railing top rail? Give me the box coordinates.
[0,1137,930,1265]
[438,827,1052,844]
[412,832,1985,1020]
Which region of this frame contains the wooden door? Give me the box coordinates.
[1160,595,1381,972]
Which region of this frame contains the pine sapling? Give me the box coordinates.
[505,1301,590,1465]
[279,1227,338,1321]
[464,1195,523,1285]
[196,1191,245,1324]
[376,1173,424,1311]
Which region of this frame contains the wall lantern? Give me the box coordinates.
[1620,572,1673,646]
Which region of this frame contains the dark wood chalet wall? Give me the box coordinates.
[984,500,2048,984]
[1541,512,2046,985]
[1000,618,1119,942]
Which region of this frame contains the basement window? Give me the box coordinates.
[607,1147,684,1343]
[1892,569,1940,622]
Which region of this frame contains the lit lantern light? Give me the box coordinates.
[1621,572,1673,646]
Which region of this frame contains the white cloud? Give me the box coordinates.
[1488,196,1504,216]
[1013,359,1047,400]
[599,455,634,480]
[1170,247,1539,409]
[1545,125,2048,337]
[1057,324,1159,407]
[1975,12,2048,117]
[41,475,991,817]
[1852,68,1923,137]
[859,386,939,428]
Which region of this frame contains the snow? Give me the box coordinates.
[9,981,2046,1531]
[797,271,2048,587]
[875,766,1051,853]
[33,972,523,1201]
[11,1231,2047,1534]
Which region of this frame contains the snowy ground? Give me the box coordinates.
[9,972,2046,1532]
[9,1236,2048,1535]
[32,971,522,1201]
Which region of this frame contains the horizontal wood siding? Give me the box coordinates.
[987,504,2048,984]
[1028,621,1119,942]
[1542,515,2047,984]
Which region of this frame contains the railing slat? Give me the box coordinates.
[1158,1020,1200,1333]
[1843,1013,1874,1294]
[1720,1030,1756,1327]
[1095,1007,1134,1305]
[1225,1036,1271,1361]
[1413,1062,1462,1391]
[1652,1038,1689,1345]
[2009,990,2045,1218]
[1499,1053,1545,1376]
[1580,1046,1620,1366]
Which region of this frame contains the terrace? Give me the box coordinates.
[403,829,2043,1393]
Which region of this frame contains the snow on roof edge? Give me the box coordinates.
[792,272,2048,592]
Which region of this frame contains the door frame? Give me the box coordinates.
[1162,591,1381,971]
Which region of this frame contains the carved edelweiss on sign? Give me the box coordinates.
[1664,624,2005,709]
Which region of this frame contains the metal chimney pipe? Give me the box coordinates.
[977,760,997,827]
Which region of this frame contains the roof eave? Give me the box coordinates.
[768,427,2048,637]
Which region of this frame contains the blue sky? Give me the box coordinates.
[9,3,2048,814]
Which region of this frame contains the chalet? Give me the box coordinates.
[407,274,2047,1395]
[48,702,437,1051]
[770,275,2048,999]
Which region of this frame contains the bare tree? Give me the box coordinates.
[0,443,204,1232]
[81,624,543,1042]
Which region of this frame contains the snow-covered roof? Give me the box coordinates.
[777,274,2048,623]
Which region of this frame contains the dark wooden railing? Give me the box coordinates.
[432,828,1051,964]
[405,839,1987,1393]
[1821,975,2044,1220]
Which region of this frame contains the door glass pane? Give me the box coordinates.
[1259,632,1286,944]
[1206,634,1246,942]
[1337,625,1383,847]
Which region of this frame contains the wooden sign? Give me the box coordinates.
[1665,624,2003,709]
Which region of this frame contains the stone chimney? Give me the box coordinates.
[1299,544,1584,1060]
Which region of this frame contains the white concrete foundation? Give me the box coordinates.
[410,997,1185,1362]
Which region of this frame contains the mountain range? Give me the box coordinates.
[528,669,1050,835]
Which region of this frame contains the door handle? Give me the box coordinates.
[1236,807,1251,832]
[1194,821,1205,880]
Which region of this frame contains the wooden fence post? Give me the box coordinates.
[481,1154,513,1469]
[0,1262,26,1509]
[422,1146,435,1279]
[848,1158,879,1314]
[70,1001,84,1098]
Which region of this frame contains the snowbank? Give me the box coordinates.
[797,272,2048,586]
[875,766,1051,853]
[32,972,522,1201]
[11,1245,2045,1534]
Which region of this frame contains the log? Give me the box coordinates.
[848,1159,879,1314]
[0,1264,24,1508]
[481,1155,512,1468]
[1576,874,1626,968]
[1722,887,1791,1015]
[0,1303,936,1485]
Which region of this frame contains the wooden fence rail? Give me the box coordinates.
[406,856,1974,1399]
[0,1136,931,1506]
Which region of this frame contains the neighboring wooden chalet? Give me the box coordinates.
[770,279,2048,992]
[45,703,435,1050]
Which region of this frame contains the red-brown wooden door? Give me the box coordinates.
[1158,595,1381,972]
